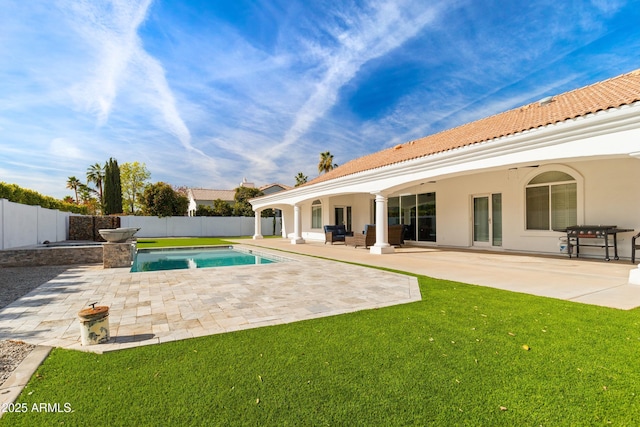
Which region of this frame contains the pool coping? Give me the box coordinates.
[131,244,295,272]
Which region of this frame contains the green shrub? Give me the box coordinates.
[0,182,88,214]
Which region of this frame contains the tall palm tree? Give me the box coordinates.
[86,162,105,207]
[318,151,337,174]
[66,176,81,203]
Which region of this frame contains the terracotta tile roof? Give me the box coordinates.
[307,69,640,186]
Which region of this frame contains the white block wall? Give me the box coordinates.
[0,199,72,249]
[0,198,281,250]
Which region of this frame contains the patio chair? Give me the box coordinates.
[347,224,405,249]
[346,224,376,248]
[388,224,405,247]
[632,232,640,263]
[324,225,351,245]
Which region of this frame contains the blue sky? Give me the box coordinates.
[1,0,639,200]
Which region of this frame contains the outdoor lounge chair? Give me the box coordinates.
[388,224,404,246]
[346,224,405,249]
[324,225,352,244]
[346,224,376,248]
[632,231,640,263]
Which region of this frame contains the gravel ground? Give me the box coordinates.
[0,265,71,310]
[0,265,70,386]
[0,340,36,385]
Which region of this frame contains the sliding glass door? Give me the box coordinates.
[417,193,436,242]
[385,193,436,243]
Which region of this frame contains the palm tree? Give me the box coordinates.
[86,162,105,207]
[318,151,337,174]
[294,172,308,187]
[66,176,81,203]
[77,183,93,204]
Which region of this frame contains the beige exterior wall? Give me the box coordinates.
[285,157,640,259]
[395,158,640,257]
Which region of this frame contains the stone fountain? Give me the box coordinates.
[98,227,141,243]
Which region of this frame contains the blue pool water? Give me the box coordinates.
[131,246,279,272]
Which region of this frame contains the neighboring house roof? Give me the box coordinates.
[190,184,292,202]
[307,69,640,186]
[260,183,293,194]
[190,188,236,202]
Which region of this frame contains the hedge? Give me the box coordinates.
[0,182,88,214]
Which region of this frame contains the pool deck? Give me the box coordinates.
[0,245,419,353]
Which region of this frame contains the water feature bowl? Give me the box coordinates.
[98,227,141,243]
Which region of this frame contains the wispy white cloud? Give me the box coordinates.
[274,1,444,156]
[589,0,626,16]
[66,0,151,124]
[49,137,85,159]
[64,0,210,161]
[170,0,449,185]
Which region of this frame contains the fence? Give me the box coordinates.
[119,216,281,238]
[0,199,72,250]
[0,199,281,250]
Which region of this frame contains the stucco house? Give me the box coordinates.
[188,180,292,216]
[251,70,640,257]
[250,69,640,258]
[261,183,294,195]
[187,188,235,216]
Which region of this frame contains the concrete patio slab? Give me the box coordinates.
[238,238,640,310]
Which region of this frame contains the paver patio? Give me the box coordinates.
[0,245,418,353]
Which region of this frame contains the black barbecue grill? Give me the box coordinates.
[561,225,633,261]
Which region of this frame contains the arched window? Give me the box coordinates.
[526,171,577,230]
[311,200,322,229]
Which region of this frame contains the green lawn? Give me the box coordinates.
[135,236,278,248]
[3,251,640,425]
[136,237,238,248]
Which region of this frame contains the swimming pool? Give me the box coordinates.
[131,246,281,272]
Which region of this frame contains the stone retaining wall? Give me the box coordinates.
[0,246,104,268]
[69,216,120,241]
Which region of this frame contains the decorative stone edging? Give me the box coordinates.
[0,246,103,268]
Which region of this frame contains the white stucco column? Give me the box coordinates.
[370,193,394,254]
[252,209,263,239]
[291,204,305,244]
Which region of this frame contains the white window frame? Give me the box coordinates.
[522,164,584,234]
